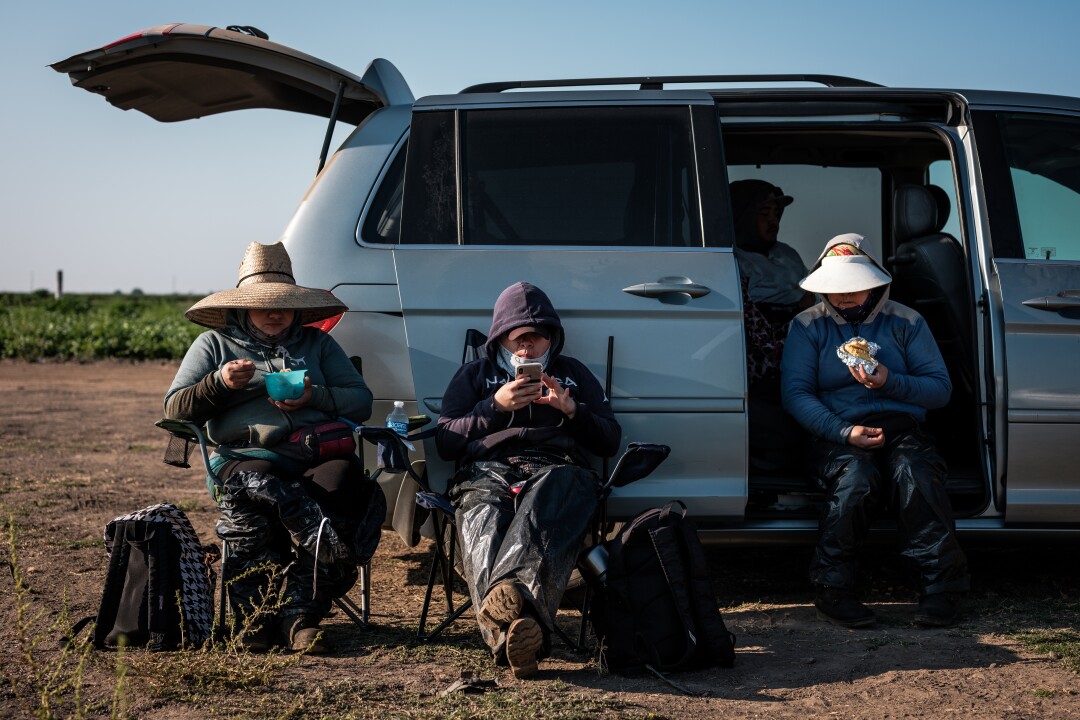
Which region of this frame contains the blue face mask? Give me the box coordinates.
[835,290,879,324]
[497,344,551,377]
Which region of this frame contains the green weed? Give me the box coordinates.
[4,513,105,719]
[1014,628,1080,673]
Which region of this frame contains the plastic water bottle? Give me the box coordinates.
[385,401,409,436]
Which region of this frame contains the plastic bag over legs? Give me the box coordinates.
[807,431,968,594]
[450,461,598,656]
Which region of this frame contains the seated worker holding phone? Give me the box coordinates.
[436,281,621,679]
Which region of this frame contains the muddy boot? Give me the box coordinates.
[479,581,523,638]
[914,592,961,627]
[238,622,276,653]
[505,617,543,679]
[281,615,331,654]
[815,585,876,628]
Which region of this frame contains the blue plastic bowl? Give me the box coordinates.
[264,369,307,401]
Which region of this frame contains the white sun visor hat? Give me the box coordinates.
[799,236,892,294]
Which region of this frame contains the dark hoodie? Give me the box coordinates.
[436,282,621,465]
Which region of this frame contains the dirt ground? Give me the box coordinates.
[1,360,1079,719]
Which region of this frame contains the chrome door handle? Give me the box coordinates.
[1022,293,1080,311]
[623,276,711,299]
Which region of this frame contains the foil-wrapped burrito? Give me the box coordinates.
[836,336,879,373]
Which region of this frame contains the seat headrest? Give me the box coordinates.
[893,184,938,243]
[926,185,951,233]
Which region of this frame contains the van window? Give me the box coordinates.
[997,113,1080,262]
[401,106,700,247]
[361,141,407,244]
[928,160,962,240]
[725,164,883,264]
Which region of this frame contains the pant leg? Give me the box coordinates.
[448,462,519,654]
[218,457,359,621]
[216,459,287,622]
[808,439,884,590]
[280,457,382,619]
[489,464,599,639]
[887,431,970,595]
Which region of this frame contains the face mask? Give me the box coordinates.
[497,345,551,376]
[835,290,879,324]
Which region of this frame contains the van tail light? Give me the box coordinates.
[307,312,343,333]
[102,25,181,50]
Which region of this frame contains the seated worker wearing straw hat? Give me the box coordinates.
[781,234,969,629]
[164,241,379,654]
[436,281,621,679]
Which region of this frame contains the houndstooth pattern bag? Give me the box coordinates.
[104,503,215,646]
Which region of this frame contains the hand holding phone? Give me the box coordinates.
[515,362,543,383]
[495,362,544,411]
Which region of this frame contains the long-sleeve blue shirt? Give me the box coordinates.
[781,299,951,444]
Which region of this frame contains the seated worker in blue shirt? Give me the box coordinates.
[781,234,969,629]
[436,281,621,679]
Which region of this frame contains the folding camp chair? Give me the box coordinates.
[414,440,670,647]
[157,417,403,632]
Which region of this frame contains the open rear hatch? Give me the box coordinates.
[51,23,412,123]
[53,24,412,171]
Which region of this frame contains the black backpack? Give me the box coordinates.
[590,503,736,675]
[72,504,215,650]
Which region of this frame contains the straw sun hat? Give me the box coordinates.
[185,242,347,328]
[799,233,892,295]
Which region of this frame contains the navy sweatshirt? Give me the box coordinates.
[436,282,621,465]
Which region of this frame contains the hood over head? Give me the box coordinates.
[485,282,564,359]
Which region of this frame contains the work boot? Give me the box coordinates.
[814,585,876,628]
[914,593,961,627]
[281,615,331,654]
[237,623,275,653]
[479,581,524,638]
[505,617,543,679]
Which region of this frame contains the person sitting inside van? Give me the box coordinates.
[731,179,815,325]
[436,281,621,679]
[781,234,969,628]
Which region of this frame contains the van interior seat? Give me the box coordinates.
[889,184,974,397]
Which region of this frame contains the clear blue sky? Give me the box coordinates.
[4,0,1079,294]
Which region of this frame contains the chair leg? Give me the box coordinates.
[443,524,457,613]
[577,581,592,650]
[417,512,473,641]
[361,560,371,623]
[216,539,230,640]
[333,595,367,627]
[331,561,372,628]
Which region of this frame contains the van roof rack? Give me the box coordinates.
[461,74,882,93]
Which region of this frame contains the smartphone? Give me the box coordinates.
[515,362,543,383]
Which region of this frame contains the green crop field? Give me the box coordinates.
[0,291,204,361]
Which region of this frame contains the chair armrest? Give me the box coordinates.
[604,442,671,491]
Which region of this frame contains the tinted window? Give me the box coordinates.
[928,160,961,239]
[401,106,700,246]
[998,113,1080,261]
[360,141,407,244]
[401,111,458,245]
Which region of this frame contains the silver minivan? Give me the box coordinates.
[54,24,1080,537]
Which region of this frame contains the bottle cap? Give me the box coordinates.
[393,400,404,408]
